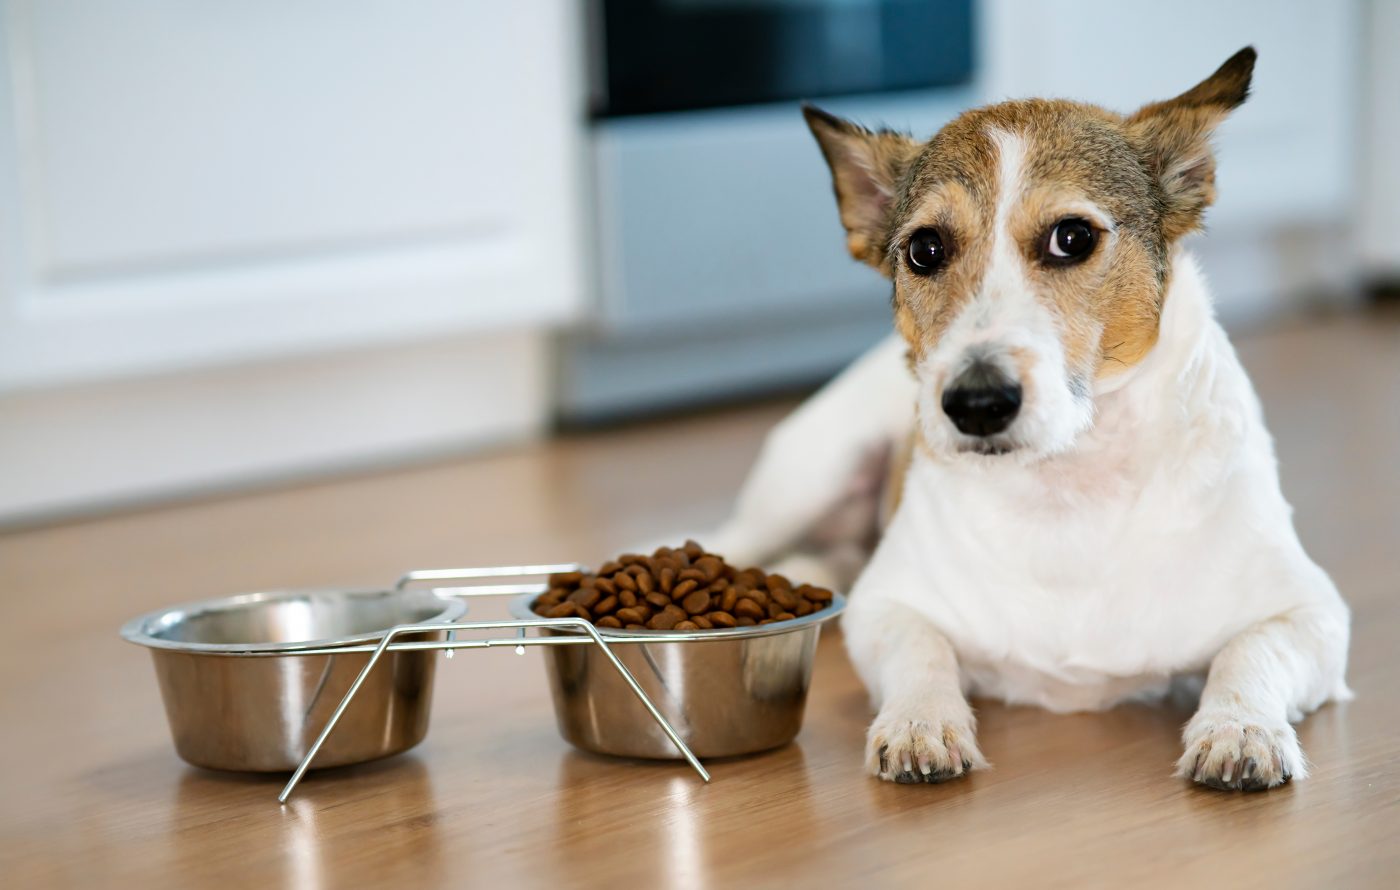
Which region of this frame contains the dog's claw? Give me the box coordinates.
[1177,716,1304,792]
[866,712,986,786]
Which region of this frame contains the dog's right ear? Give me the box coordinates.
[803,105,920,270]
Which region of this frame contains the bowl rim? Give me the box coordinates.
[507,589,845,642]
[119,587,467,656]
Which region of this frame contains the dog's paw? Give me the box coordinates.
[865,706,987,785]
[1176,712,1307,791]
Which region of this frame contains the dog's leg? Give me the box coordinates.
[707,334,916,568]
[1177,597,1351,791]
[844,535,987,784]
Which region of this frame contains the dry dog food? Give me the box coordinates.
[531,540,834,631]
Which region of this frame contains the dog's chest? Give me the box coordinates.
[897,451,1258,695]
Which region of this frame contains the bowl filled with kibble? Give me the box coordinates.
[510,540,844,759]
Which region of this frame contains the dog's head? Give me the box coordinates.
[806,48,1255,461]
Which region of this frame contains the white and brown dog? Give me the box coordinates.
[706,48,1351,791]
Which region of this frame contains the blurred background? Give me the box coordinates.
[0,0,1394,525]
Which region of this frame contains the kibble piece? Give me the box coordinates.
[682,539,705,560]
[618,590,639,608]
[647,604,687,630]
[594,577,616,595]
[802,585,834,604]
[672,579,699,599]
[615,606,645,625]
[594,595,619,615]
[547,601,587,620]
[743,588,770,608]
[734,598,765,621]
[690,614,713,629]
[596,616,623,628]
[568,588,601,609]
[771,587,799,611]
[795,600,814,617]
[681,590,710,615]
[695,556,723,583]
[708,610,737,628]
[659,567,676,593]
[677,567,706,584]
[736,616,757,627]
[615,573,638,593]
[674,620,699,631]
[775,612,795,621]
[636,572,655,595]
[720,587,741,613]
[597,560,623,576]
[625,623,646,630]
[767,573,792,592]
[644,592,671,610]
[550,571,584,588]
[619,553,649,567]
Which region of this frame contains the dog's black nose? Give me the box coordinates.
[942,362,1022,437]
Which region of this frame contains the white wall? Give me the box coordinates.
[1361,0,1400,277]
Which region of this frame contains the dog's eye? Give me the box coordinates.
[1045,218,1097,263]
[906,228,946,275]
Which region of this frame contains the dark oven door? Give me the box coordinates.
[594,0,976,117]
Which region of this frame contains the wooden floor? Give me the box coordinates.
[2,308,1397,889]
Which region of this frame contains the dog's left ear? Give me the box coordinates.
[803,105,920,270]
[1127,46,1256,240]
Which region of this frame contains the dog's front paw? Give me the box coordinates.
[1176,712,1307,791]
[865,706,987,785]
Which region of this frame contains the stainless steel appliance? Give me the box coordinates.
[560,0,979,420]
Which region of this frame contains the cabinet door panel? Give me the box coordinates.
[0,1,584,389]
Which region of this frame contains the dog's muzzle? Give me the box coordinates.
[941,360,1022,437]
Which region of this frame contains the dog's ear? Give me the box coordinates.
[803,105,920,269]
[1127,46,1256,241]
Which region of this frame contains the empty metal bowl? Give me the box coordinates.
[509,592,845,759]
[121,588,465,772]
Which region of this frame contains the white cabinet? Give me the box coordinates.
[0,0,585,390]
[0,2,586,520]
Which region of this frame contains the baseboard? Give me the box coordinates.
[0,330,549,526]
[555,305,893,423]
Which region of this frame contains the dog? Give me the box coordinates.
[705,47,1352,791]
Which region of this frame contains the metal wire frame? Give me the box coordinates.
[277,566,712,803]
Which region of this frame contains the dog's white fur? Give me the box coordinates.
[709,129,1351,790]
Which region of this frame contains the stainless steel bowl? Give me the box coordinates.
[121,588,465,772]
[509,592,845,759]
